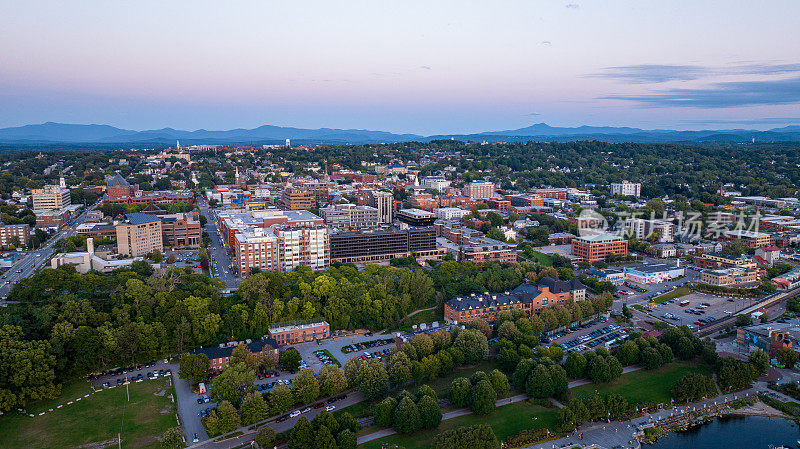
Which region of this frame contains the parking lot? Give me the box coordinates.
[294,333,396,371]
[548,319,632,353]
[649,292,755,330]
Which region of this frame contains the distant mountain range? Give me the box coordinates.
[1,121,800,146]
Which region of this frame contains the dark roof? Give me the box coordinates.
[192,338,279,360]
[446,278,585,312]
[108,173,130,187]
[126,212,162,225]
[513,276,585,295]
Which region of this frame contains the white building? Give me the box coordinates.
[434,207,469,221]
[611,181,641,198]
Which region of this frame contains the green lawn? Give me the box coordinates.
[24,378,95,415]
[529,251,553,266]
[393,308,440,333]
[360,400,560,449]
[652,286,692,304]
[571,361,711,405]
[0,378,177,449]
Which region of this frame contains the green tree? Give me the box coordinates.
[526,364,554,398]
[255,427,276,449]
[469,379,496,415]
[288,416,314,449]
[314,425,338,449]
[615,340,640,366]
[587,356,611,384]
[549,364,569,396]
[269,384,294,414]
[489,369,510,398]
[210,362,255,407]
[179,354,210,383]
[318,364,348,397]
[160,427,184,449]
[748,349,770,375]
[239,392,269,426]
[206,400,240,436]
[449,377,471,407]
[432,424,500,449]
[356,359,389,400]
[279,348,302,370]
[393,396,421,434]
[777,347,798,369]
[374,397,397,427]
[293,368,320,404]
[563,351,587,378]
[336,429,357,449]
[453,329,489,365]
[418,394,443,429]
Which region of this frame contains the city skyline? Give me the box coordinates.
[2,1,800,134]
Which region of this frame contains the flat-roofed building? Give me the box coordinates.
[0,224,29,248]
[571,233,628,262]
[116,213,163,257]
[462,181,496,200]
[694,252,757,270]
[610,181,641,197]
[32,185,71,211]
[160,212,202,247]
[722,229,772,248]
[369,191,393,224]
[320,204,379,230]
[459,237,517,264]
[268,321,330,345]
[279,186,315,210]
[330,226,442,263]
[623,262,685,284]
[433,207,469,221]
[396,208,436,226]
[700,267,760,287]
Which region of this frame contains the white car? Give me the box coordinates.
[325,405,336,412]
[289,410,301,418]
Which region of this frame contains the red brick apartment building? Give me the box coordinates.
[571,233,628,262]
[0,224,29,248]
[444,277,586,324]
[462,181,496,200]
[192,338,279,370]
[267,321,330,346]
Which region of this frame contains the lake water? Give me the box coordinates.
[647,415,800,449]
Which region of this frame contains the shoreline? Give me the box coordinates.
[641,398,794,446]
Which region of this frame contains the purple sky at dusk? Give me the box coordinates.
[2,1,800,134]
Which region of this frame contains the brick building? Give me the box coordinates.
[462,181,496,200]
[267,321,331,346]
[444,277,586,324]
[192,338,279,371]
[0,224,29,248]
[570,233,628,262]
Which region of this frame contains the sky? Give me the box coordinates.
[1,0,800,135]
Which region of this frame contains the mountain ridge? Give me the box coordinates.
[1,121,798,145]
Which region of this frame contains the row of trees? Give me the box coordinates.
[560,349,624,384]
[449,370,510,415]
[374,385,443,434]
[341,328,490,402]
[558,393,631,430]
[614,336,674,370]
[287,410,360,449]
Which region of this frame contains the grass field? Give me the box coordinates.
[652,286,692,304]
[571,361,711,405]
[0,378,177,449]
[393,308,440,333]
[361,400,560,449]
[529,251,554,266]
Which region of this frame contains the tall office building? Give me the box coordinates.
[610,181,641,197]
[370,191,393,224]
[116,213,163,257]
[32,185,71,211]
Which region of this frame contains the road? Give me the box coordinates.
[197,199,241,290]
[186,391,365,449]
[0,205,94,301]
